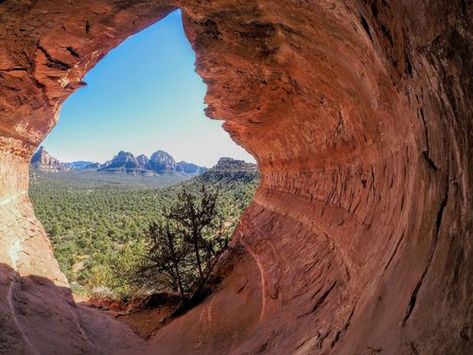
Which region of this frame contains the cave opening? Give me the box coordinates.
[27,9,259,329]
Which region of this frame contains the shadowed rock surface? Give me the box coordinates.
[0,0,472,354]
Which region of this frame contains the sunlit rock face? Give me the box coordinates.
[0,1,472,354]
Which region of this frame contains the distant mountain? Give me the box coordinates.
[30,148,208,176]
[67,161,95,170]
[98,149,207,176]
[31,147,102,172]
[176,161,207,175]
[83,162,102,169]
[136,154,149,168]
[98,150,207,176]
[30,149,256,188]
[198,157,259,184]
[98,151,145,174]
[31,147,71,172]
[148,150,177,173]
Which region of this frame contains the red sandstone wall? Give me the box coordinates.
[0,1,471,354]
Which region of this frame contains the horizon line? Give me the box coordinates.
[35,145,256,168]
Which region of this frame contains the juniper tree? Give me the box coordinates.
[135,185,232,302]
[134,222,188,300]
[167,185,220,284]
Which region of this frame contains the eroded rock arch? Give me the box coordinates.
[0,1,471,354]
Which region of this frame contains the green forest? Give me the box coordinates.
[29,167,257,299]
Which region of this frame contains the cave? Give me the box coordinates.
[0,1,472,354]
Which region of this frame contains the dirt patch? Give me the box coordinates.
[76,293,181,339]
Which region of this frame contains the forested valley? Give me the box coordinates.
[29,158,258,300]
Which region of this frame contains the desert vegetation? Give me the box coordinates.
[131,186,229,303]
[29,160,257,300]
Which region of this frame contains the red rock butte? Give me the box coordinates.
[0,1,472,354]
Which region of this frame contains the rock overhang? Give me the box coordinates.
[0,1,472,354]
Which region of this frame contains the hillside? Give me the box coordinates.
[197,157,259,184]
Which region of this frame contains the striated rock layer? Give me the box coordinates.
[0,0,472,354]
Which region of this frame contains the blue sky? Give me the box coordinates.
[42,10,254,167]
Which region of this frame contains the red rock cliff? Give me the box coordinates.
[0,1,471,354]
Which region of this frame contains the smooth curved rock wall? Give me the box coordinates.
[0,1,471,354]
